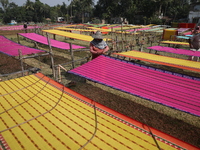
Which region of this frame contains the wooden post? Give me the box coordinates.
[17,33,20,44]
[58,66,61,82]
[70,43,75,69]
[46,33,55,78]
[121,23,124,51]
[18,49,24,76]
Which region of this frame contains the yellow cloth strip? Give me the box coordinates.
[87,27,138,34]
[42,29,111,42]
[56,27,95,32]
[116,51,200,69]
[160,41,189,45]
[0,74,183,150]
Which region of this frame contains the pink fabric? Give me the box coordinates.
[183,31,192,35]
[147,46,200,57]
[127,27,151,32]
[0,35,45,56]
[0,25,41,30]
[178,28,190,33]
[19,33,86,50]
[69,55,200,117]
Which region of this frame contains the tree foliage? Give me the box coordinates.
[0,0,196,24]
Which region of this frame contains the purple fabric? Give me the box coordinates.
[69,55,200,117]
[147,46,200,57]
[19,33,86,50]
[0,35,45,56]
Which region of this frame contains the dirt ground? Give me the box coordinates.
[0,29,200,148]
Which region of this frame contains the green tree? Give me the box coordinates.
[71,0,94,23]
[0,0,9,11]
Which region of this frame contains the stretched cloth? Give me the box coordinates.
[18,33,86,50]
[142,27,164,32]
[56,27,95,32]
[175,36,190,40]
[0,25,41,30]
[0,35,45,56]
[1,73,198,150]
[126,27,151,32]
[160,40,189,46]
[147,46,200,57]
[43,29,111,42]
[162,29,178,40]
[69,55,200,117]
[114,50,200,72]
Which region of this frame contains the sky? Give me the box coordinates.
[11,0,97,7]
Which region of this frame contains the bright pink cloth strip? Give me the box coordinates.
[69,55,200,117]
[127,27,151,32]
[0,25,41,30]
[183,31,192,35]
[0,35,45,56]
[19,33,86,50]
[147,46,200,57]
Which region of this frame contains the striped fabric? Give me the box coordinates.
[18,33,86,50]
[0,73,198,150]
[147,46,200,57]
[114,50,200,72]
[43,29,111,42]
[69,55,200,117]
[0,35,45,56]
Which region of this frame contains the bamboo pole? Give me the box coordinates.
[18,49,24,76]
[17,33,20,44]
[121,22,124,51]
[58,66,61,82]
[46,33,55,78]
[70,43,75,69]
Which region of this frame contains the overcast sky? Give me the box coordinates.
[11,0,97,7]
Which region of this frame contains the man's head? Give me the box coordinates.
[193,26,200,34]
[92,31,103,40]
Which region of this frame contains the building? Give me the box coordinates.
[188,2,200,24]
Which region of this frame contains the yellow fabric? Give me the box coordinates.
[42,29,111,42]
[163,29,178,40]
[116,51,200,69]
[55,27,95,32]
[0,74,186,150]
[160,41,189,45]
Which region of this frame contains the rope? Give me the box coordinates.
[0,78,50,115]
[142,119,161,150]
[0,75,46,97]
[78,102,98,150]
[0,85,65,133]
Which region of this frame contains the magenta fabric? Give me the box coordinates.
[19,33,86,50]
[178,28,190,33]
[183,31,192,35]
[0,25,41,30]
[69,55,200,117]
[127,27,151,32]
[0,35,45,56]
[147,46,200,57]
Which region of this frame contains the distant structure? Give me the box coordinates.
[57,17,65,23]
[188,2,200,24]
